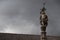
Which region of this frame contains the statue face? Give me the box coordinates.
[40,11,45,14]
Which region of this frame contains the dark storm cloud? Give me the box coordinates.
[55,0,60,5]
[0,0,60,36]
[0,0,41,35]
[46,0,60,36]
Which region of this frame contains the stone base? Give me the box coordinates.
[41,31,47,40]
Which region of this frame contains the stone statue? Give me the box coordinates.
[40,7,48,27]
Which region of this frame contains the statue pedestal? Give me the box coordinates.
[41,31,47,40]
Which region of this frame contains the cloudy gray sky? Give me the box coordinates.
[0,0,60,36]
